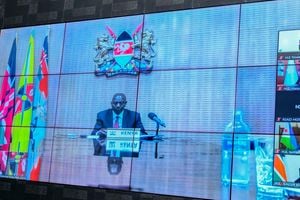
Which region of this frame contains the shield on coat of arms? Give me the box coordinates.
[113,31,134,68]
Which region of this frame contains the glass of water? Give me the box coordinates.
[255,136,284,198]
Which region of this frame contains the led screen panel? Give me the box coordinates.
[235,66,276,134]
[143,5,240,70]
[48,128,133,189]
[239,0,300,67]
[61,15,144,74]
[54,73,139,129]
[137,68,236,133]
[130,132,226,199]
[0,25,65,75]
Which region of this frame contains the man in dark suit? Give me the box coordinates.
[91,93,146,155]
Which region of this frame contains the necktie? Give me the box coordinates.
[114,116,120,128]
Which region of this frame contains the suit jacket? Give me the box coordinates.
[91,109,146,134]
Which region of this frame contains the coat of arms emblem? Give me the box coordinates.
[94,24,156,77]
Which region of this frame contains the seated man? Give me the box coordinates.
[91,93,146,155]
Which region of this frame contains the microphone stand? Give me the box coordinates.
[154,122,165,158]
[154,122,159,158]
[155,122,160,137]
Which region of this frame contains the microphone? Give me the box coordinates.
[148,112,166,127]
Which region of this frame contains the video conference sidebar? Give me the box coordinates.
[274,31,300,187]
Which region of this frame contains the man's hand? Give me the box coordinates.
[95,129,107,138]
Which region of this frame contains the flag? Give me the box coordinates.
[274,154,287,182]
[0,39,16,173]
[280,123,298,150]
[26,36,48,180]
[10,34,35,154]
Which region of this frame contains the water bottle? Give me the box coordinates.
[222,110,250,185]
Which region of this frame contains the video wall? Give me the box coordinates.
[0,0,300,199]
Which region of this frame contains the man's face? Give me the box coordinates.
[111,95,126,114]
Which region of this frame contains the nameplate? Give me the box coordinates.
[106,140,140,152]
[106,128,140,139]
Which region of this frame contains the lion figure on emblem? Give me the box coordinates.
[94,34,114,67]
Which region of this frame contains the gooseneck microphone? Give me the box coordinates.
[148,112,166,127]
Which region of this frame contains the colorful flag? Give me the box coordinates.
[280,123,298,151]
[0,39,16,174]
[274,154,287,182]
[8,34,35,177]
[26,36,48,180]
